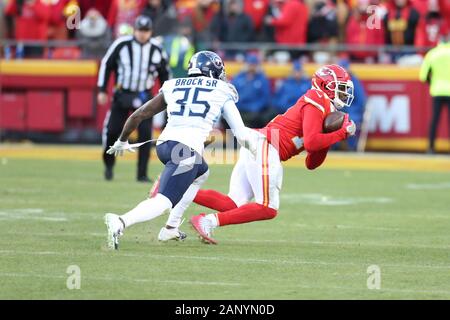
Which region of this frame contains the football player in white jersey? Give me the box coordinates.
[104,51,259,250]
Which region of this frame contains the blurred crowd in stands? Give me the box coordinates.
[0,0,449,63]
[2,0,449,150]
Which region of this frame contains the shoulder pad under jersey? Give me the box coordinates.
[301,89,335,115]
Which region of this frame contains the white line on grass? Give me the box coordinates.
[406,182,450,190]
[1,272,450,296]
[1,250,449,271]
[290,223,401,231]
[281,193,394,206]
[0,272,242,287]
[0,208,68,222]
[2,231,450,250]
[227,238,450,250]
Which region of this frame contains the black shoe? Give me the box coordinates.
[137,176,153,183]
[105,167,113,181]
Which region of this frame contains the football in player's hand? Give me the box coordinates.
[323,111,346,133]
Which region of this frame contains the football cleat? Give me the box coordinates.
[190,213,217,245]
[104,213,124,250]
[158,227,187,242]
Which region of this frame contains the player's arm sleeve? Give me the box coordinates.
[97,39,121,92]
[302,105,347,152]
[305,148,329,170]
[222,99,251,146]
[118,93,167,141]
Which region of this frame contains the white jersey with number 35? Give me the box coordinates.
[157,76,239,155]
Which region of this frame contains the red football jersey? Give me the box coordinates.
[259,89,347,164]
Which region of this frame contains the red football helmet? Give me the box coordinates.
[312,64,354,109]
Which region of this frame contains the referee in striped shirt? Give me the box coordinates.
[97,15,171,182]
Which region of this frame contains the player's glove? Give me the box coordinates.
[106,140,136,156]
[342,114,356,137]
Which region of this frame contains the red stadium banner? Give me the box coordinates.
[363,80,449,152]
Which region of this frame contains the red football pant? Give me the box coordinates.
[194,189,238,212]
[216,203,277,226]
[194,190,277,226]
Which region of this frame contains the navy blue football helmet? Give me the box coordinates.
[187,51,226,80]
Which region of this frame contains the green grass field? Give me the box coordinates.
[1,150,450,299]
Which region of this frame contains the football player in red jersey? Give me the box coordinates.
[156,64,357,244]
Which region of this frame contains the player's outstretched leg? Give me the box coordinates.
[190,203,277,244]
[159,170,210,242]
[104,194,173,250]
[194,189,238,212]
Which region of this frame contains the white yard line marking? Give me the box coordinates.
[1,272,450,296]
[0,208,67,221]
[406,182,450,190]
[0,216,67,222]
[1,250,449,271]
[334,224,401,231]
[229,238,450,250]
[0,272,241,287]
[281,193,393,206]
[289,223,401,232]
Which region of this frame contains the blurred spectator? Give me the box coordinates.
[438,0,450,29]
[335,0,350,43]
[384,0,420,48]
[47,0,79,41]
[189,0,218,50]
[272,60,310,113]
[335,58,367,151]
[77,8,112,58]
[5,0,51,58]
[231,54,272,128]
[141,0,178,36]
[210,0,254,59]
[1,0,6,40]
[78,0,110,18]
[415,0,448,49]
[162,18,195,78]
[243,0,270,38]
[411,0,428,15]
[345,0,385,62]
[307,0,338,44]
[108,0,146,38]
[419,34,450,154]
[264,0,308,45]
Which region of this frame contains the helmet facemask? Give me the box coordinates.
[327,80,354,109]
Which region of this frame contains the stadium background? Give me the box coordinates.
[1,0,450,301]
[0,0,449,152]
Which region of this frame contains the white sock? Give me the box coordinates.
[165,170,210,228]
[121,194,172,228]
[205,214,219,228]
